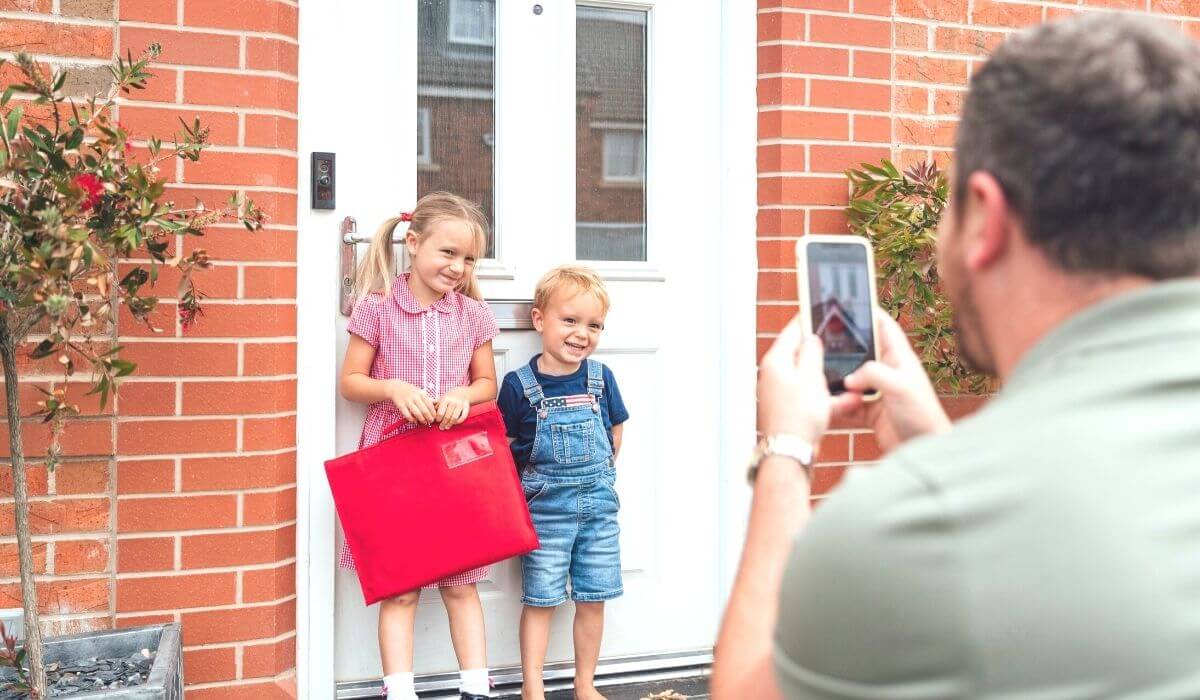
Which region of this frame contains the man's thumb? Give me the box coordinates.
[844,360,903,396]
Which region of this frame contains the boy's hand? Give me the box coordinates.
[388,380,436,425]
[435,387,471,430]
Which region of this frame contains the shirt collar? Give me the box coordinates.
[1005,279,1200,394]
[392,273,456,314]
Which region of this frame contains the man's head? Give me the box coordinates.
[532,265,611,370]
[938,15,1200,374]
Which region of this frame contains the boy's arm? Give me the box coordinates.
[604,366,629,461]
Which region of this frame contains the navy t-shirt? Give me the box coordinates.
[497,355,629,469]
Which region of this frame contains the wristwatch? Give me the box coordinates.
[747,434,815,484]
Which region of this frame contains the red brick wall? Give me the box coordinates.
[756,0,1200,498]
[112,1,299,696]
[0,0,298,696]
[0,0,121,642]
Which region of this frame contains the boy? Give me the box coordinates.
[497,266,629,700]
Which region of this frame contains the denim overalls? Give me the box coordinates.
[516,359,623,607]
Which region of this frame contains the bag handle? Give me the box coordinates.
[379,400,498,441]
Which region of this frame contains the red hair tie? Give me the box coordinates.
[399,212,413,222]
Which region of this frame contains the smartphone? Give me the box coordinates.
[795,235,881,398]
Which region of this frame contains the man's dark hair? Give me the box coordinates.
[956,15,1200,279]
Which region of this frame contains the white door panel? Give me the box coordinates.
[329,0,725,682]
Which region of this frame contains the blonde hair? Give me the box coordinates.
[355,191,490,301]
[533,265,610,314]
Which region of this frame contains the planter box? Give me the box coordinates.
[0,624,183,699]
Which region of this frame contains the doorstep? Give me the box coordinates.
[545,675,710,699]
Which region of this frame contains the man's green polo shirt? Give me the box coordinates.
[775,280,1200,699]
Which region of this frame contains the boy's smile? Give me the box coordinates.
[532,290,607,375]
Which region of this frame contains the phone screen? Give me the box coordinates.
[807,242,876,394]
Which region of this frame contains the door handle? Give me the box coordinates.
[339,216,358,316]
[339,216,408,316]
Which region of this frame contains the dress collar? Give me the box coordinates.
[392,273,455,314]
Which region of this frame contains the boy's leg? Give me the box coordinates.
[379,590,421,700]
[572,602,606,700]
[520,604,556,700]
[439,582,488,673]
[519,478,574,699]
[568,471,623,700]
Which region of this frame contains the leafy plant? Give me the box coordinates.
[845,159,991,394]
[0,46,265,696]
[0,619,29,695]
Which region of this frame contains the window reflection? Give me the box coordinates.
[576,6,647,262]
[418,0,496,255]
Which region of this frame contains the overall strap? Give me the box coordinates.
[516,363,545,407]
[585,359,605,399]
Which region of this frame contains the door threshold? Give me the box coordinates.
[335,649,713,699]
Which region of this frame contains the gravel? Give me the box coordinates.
[1,648,155,698]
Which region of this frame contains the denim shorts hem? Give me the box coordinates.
[571,587,623,603]
[521,594,568,607]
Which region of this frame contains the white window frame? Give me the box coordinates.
[416,107,432,165]
[600,128,646,184]
[448,0,495,46]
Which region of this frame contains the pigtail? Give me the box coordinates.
[354,214,408,299]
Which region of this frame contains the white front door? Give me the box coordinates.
[300,0,738,689]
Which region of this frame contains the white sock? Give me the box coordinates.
[383,672,417,700]
[460,668,491,696]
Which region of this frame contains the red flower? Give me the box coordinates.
[73,174,104,211]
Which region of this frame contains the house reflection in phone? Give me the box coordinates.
[808,243,875,392]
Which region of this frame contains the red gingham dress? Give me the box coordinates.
[338,273,500,588]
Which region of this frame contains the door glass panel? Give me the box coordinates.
[418,0,497,255]
[576,6,647,261]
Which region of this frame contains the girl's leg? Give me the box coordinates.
[438,583,488,670]
[519,605,556,700]
[572,602,606,700]
[379,590,421,699]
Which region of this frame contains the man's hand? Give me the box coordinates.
[831,311,952,453]
[757,316,831,444]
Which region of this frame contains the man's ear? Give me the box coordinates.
[963,171,1012,272]
[531,307,544,333]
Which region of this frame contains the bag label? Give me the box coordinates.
[442,432,494,469]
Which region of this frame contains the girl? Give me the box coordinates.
[339,192,499,700]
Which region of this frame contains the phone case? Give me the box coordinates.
[795,235,882,400]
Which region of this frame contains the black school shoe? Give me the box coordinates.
[460,694,490,700]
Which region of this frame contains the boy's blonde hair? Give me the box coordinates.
[355,191,490,301]
[533,265,610,314]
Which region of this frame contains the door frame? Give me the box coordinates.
[294,2,757,697]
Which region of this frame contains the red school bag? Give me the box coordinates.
[324,401,538,605]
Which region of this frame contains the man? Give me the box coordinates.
[713,15,1200,699]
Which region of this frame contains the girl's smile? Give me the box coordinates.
[405,219,480,306]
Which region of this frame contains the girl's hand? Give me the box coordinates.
[435,387,471,430]
[388,381,437,425]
